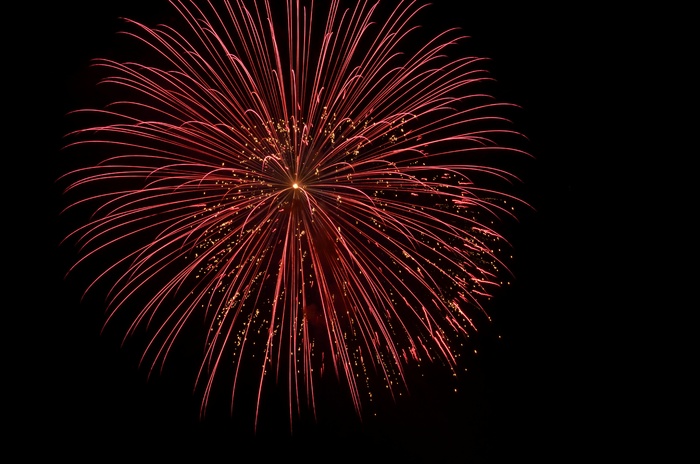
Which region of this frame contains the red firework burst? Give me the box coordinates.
[59,0,530,429]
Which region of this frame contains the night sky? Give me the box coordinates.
[16,0,654,461]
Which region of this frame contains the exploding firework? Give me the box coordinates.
[60,0,529,429]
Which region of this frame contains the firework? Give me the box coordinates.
[60,0,529,429]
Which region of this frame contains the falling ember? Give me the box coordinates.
[59,0,530,430]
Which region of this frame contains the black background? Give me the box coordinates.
[14,0,676,462]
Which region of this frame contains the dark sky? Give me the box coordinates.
[17,0,650,461]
